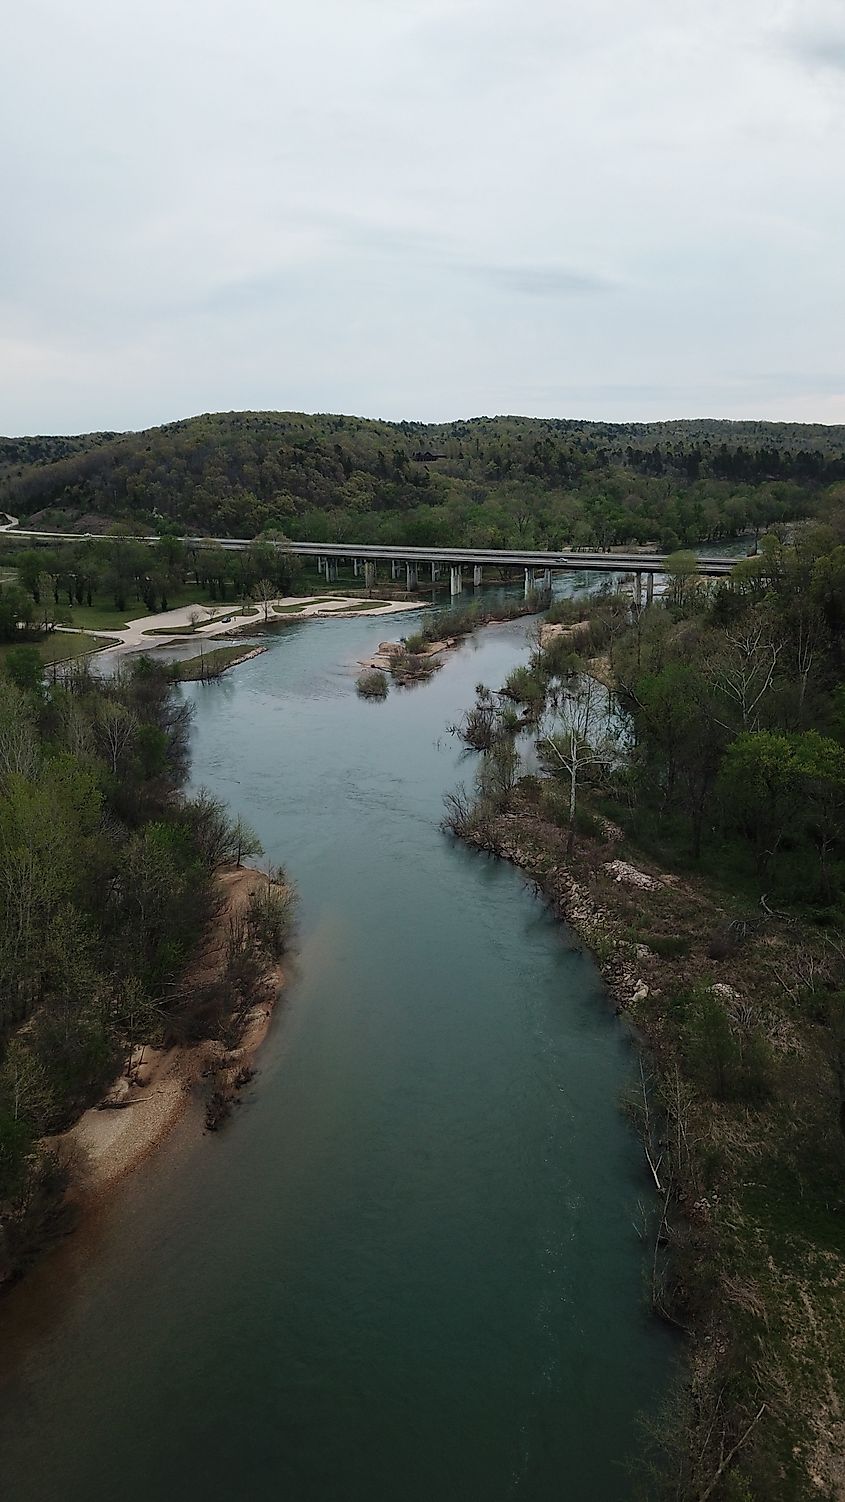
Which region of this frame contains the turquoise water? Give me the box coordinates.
[0,610,674,1501]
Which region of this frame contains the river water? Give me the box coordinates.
[0,606,675,1501]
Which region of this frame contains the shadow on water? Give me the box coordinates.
[0,603,678,1502]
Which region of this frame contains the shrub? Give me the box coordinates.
[502,664,545,710]
[356,669,388,699]
[247,875,297,957]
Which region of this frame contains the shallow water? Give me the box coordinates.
[0,606,675,1501]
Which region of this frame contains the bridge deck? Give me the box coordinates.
[3,529,742,575]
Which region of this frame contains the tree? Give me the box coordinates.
[793,731,845,897]
[96,700,138,776]
[251,579,276,623]
[539,676,617,856]
[707,621,783,732]
[664,550,699,610]
[717,732,801,875]
[4,647,43,696]
[232,815,262,868]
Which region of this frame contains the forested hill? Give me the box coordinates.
[4,411,845,550]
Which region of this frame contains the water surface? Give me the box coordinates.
[0,609,674,1501]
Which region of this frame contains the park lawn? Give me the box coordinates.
[270,596,337,615]
[0,631,119,668]
[62,584,243,631]
[169,644,259,682]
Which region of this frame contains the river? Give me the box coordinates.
[0,605,676,1501]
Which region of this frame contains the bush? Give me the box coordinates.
[356,669,388,699]
[545,597,583,626]
[247,876,296,958]
[643,933,691,958]
[682,989,773,1103]
[501,664,546,710]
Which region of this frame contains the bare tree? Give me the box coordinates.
[538,675,617,856]
[97,699,138,775]
[251,579,276,623]
[792,603,826,722]
[707,622,783,732]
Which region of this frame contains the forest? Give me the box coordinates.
[3,410,845,550]
[445,513,845,1500]
[0,653,287,1283]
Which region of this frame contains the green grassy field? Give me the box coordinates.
[61,585,233,631]
[169,644,260,682]
[0,631,119,668]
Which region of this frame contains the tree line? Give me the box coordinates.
[0,536,303,638]
[0,650,283,1281]
[3,410,844,551]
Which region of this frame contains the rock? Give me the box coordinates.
[99,1076,131,1109]
[603,860,658,891]
[632,982,650,1004]
[711,982,740,1001]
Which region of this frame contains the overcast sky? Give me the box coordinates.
[2,0,844,434]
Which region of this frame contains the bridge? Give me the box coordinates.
[274,543,740,600]
[2,527,743,599]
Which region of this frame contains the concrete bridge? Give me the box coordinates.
[2,527,743,598]
[259,542,741,598]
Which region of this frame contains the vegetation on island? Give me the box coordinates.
[0,650,292,1284]
[355,669,389,700]
[4,410,845,549]
[445,518,845,1501]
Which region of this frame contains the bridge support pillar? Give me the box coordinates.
[406,562,418,590]
[646,572,654,605]
[450,565,462,596]
[431,561,439,582]
[363,561,376,590]
[326,559,338,583]
[352,558,360,578]
[391,559,401,581]
[473,564,483,588]
[540,568,551,592]
[524,567,532,597]
[634,571,642,607]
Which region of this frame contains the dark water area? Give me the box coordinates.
[0,605,676,1501]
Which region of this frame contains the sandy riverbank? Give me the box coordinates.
[57,593,425,664]
[57,866,285,1204]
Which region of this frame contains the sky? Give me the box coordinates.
[2,0,845,434]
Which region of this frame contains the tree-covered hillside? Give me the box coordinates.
[3,411,845,549]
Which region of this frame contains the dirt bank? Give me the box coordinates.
[58,866,286,1204]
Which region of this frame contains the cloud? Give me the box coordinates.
[1,0,844,430]
[467,265,616,297]
[783,29,845,71]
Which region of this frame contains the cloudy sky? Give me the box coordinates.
[2,0,844,433]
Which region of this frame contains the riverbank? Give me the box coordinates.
[450,789,845,1500]
[54,865,288,1206]
[359,590,553,679]
[54,592,425,664]
[169,643,267,682]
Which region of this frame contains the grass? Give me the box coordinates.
[60,585,243,631]
[270,598,335,614]
[0,631,120,667]
[168,645,260,682]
